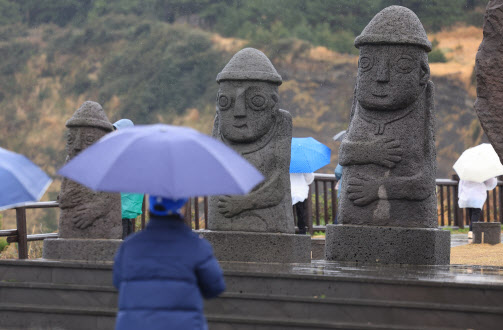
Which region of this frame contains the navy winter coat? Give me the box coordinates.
[113,215,226,330]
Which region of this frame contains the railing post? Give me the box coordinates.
[204,197,208,229]
[331,181,336,225]
[194,197,200,230]
[446,185,452,226]
[307,184,313,235]
[499,184,503,223]
[439,185,445,226]
[184,198,192,228]
[315,180,320,226]
[452,174,464,229]
[492,188,497,222]
[323,182,328,226]
[15,207,28,259]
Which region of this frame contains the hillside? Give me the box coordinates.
[0,17,486,233]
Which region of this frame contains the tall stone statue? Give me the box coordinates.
[475,1,503,162]
[339,5,436,227]
[325,6,449,265]
[208,48,294,234]
[203,48,310,263]
[44,101,122,261]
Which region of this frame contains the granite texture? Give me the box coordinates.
[208,48,294,234]
[474,1,503,163]
[338,7,436,228]
[57,101,121,239]
[473,222,502,245]
[42,238,122,261]
[198,230,311,263]
[325,224,450,265]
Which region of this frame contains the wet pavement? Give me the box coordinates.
[221,260,503,286]
[451,233,503,247]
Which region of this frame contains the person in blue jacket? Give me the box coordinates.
[113,195,226,330]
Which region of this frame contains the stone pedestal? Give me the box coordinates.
[311,237,326,260]
[473,222,501,245]
[43,238,122,262]
[198,230,311,263]
[325,225,450,265]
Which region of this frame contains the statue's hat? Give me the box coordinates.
[354,6,432,52]
[66,101,114,132]
[216,48,282,85]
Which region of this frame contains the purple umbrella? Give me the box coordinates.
[57,124,264,198]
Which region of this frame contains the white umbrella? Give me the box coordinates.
[332,130,346,141]
[453,143,503,183]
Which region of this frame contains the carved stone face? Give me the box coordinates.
[356,44,429,111]
[66,126,106,159]
[217,80,279,143]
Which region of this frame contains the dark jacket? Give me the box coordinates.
[113,215,226,330]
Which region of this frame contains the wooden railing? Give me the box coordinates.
[2,175,502,259]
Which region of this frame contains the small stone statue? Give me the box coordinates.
[58,101,121,239]
[338,6,437,228]
[208,48,294,233]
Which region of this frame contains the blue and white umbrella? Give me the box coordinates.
[58,124,264,198]
[0,147,52,210]
[290,137,331,173]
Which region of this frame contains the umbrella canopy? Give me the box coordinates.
[290,137,331,173]
[58,124,264,198]
[0,147,52,211]
[453,143,503,183]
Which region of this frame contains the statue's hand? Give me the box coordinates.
[71,204,98,229]
[218,195,245,218]
[347,177,379,206]
[374,138,402,168]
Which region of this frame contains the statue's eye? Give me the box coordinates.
[358,56,373,72]
[67,134,75,144]
[247,92,268,111]
[85,135,95,144]
[395,56,414,73]
[218,94,231,110]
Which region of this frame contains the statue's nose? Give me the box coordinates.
[73,133,83,152]
[234,92,246,118]
[376,59,390,82]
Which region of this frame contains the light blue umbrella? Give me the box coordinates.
[0,147,52,210]
[58,124,264,199]
[290,137,331,173]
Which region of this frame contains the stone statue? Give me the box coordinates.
[338,5,437,228]
[208,48,294,234]
[475,0,503,162]
[58,101,122,239]
[325,6,449,265]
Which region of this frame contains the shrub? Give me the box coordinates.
[428,48,447,63]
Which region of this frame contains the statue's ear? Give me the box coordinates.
[271,93,279,112]
[420,61,430,85]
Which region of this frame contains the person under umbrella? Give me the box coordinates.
[453,143,503,238]
[290,137,331,234]
[112,119,144,239]
[58,124,264,330]
[458,178,497,238]
[113,195,225,330]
